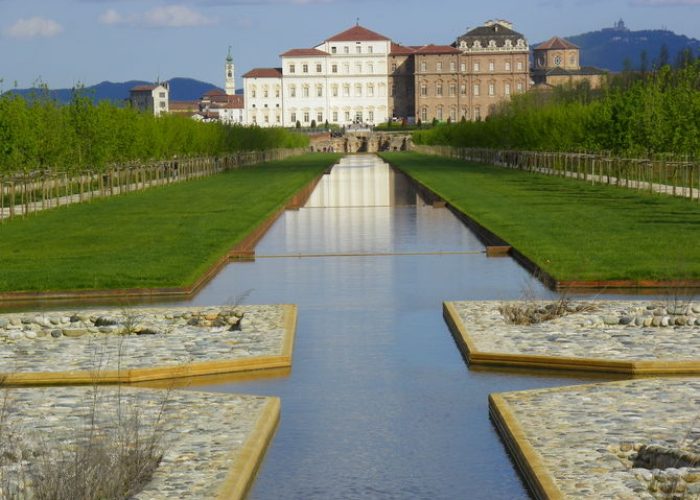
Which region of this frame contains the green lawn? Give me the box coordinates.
[381,152,700,282]
[0,154,340,292]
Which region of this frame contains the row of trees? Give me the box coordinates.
[413,60,700,158]
[0,92,309,175]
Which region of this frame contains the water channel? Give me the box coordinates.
[178,154,618,499]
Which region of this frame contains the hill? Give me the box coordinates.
[564,20,700,72]
[4,77,222,104]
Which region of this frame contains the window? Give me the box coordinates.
[368,46,373,54]
[302,64,308,73]
[332,111,338,122]
[391,63,397,72]
[488,82,495,96]
[289,85,296,98]
[264,114,269,124]
[303,112,309,123]
[159,101,166,108]
[462,107,469,119]
[356,46,362,54]
[516,61,523,71]
[450,62,456,72]
[436,82,443,96]
[344,46,349,54]
[264,88,269,98]
[368,63,374,74]
[505,61,511,72]
[516,82,524,93]
[159,92,166,98]
[355,83,362,96]
[344,64,350,74]
[420,61,427,72]
[437,62,443,72]
[436,106,443,121]
[460,84,467,96]
[289,64,296,73]
[302,85,309,98]
[332,64,338,73]
[343,84,350,97]
[355,63,362,73]
[317,112,323,122]
[421,107,427,121]
[474,106,481,120]
[473,62,480,72]
[332,84,339,97]
[449,83,456,96]
[488,61,495,72]
[276,114,281,124]
[316,64,322,73]
[368,84,374,97]
[460,63,466,72]
[368,111,374,122]
[473,83,480,96]
[504,83,511,96]
[420,82,428,96]
[450,107,456,121]
[345,111,351,121]
[355,111,363,123]
[331,46,337,54]
[251,87,256,98]
[275,86,280,98]
[316,85,323,97]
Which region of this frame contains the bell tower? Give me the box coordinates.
[225,46,235,96]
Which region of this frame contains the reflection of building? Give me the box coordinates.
[128,82,169,116]
[532,37,606,89]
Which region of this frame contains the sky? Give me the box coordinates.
[1,0,700,90]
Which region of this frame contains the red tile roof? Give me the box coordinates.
[413,44,461,55]
[223,95,244,109]
[204,89,227,97]
[390,43,415,55]
[326,25,390,42]
[280,48,328,57]
[242,68,283,78]
[535,37,579,50]
[168,100,199,111]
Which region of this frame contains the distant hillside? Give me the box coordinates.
[4,77,223,104]
[563,20,700,72]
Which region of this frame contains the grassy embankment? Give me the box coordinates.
[0,154,340,293]
[381,152,700,283]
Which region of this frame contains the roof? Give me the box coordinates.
[535,37,579,50]
[130,85,157,92]
[454,21,526,49]
[204,89,227,97]
[390,43,416,55]
[326,25,390,42]
[532,66,607,77]
[414,44,461,55]
[280,48,328,57]
[168,100,199,111]
[242,67,283,79]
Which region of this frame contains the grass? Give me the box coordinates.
[380,152,700,282]
[0,154,340,292]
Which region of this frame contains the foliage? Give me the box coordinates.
[413,61,700,158]
[0,90,309,174]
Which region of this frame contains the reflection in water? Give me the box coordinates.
[184,155,619,500]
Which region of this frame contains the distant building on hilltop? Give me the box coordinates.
[531,37,607,89]
[128,82,169,116]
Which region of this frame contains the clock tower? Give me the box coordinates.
[225,46,236,96]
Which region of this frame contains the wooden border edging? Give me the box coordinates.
[0,169,328,304]
[444,301,700,376]
[489,393,563,500]
[383,156,700,291]
[0,305,297,386]
[217,397,281,500]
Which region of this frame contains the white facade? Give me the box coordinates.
[128,83,169,116]
[243,26,392,128]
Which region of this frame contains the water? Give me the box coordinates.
[178,155,619,499]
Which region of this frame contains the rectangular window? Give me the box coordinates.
[421,108,427,121]
[450,108,456,121]
[356,46,362,54]
[302,64,308,73]
[355,84,362,97]
[517,61,523,71]
[344,64,350,74]
[276,114,281,123]
[488,61,495,72]
[343,84,350,97]
[516,82,524,92]
[264,89,269,98]
[368,85,374,97]
[333,111,338,122]
[488,83,495,96]
[289,86,296,98]
[420,83,427,96]
[291,112,297,123]
[420,62,427,72]
[449,84,456,96]
[303,86,309,97]
[436,62,443,72]
[344,46,349,54]
[436,83,443,97]
[331,47,337,54]
[391,63,397,72]
[505,83,511,95]
[473,62,480,72]
[264,115,269,124]
[345,111,351,121]
[317,85,323,97]
[368,111,374,122]
[460,63,466,72]
[316,64,322,73]
[450,62,456,72]
[303,112,309,123]
[474,107,481,120]
[332,85,339,97]
[505,62,511,72]
[355,63,362,73]
[159,101,166,108]
[436,107,443,120]
[473,84,480,96]
[332,65,338,73]
[460,84,467,96]
[368,46,373,54]
[289,64,296,74]
[317,112,323,123]
[159,92,166,98]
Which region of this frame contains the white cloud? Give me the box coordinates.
[99,5,214,27]
[4,17,64,39]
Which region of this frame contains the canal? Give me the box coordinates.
[178,154,616,499]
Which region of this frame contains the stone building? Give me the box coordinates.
[388,43,416,121]
[531,37,606,89]
[242,68,283,126]
[128,82,169,116]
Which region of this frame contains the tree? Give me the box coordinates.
[296,120,301,129]
[658,44,670,68]
[310,119,317,129]
[640,50,649,75]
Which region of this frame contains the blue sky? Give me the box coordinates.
[1,0,699,89]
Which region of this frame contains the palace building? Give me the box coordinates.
[531,37,606,89]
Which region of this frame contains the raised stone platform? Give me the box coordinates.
[445,300,700,375]
[0,386,279,499]
[0,305,296,384]
[490,378,700,499]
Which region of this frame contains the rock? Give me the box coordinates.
[9,318,20,326]
[69,314,81,323]
[634,316,645,327]
[661,316,671,327]
[20,317,32,325]
[668,305,688,315]
[8,331,23,340]
[187,318,199,326]
[50,330,63,338]
[98,327,115,334]
[94,316,117,327]
[653,308,666,316]
[49,317,61,325]
[604,315,619,326]
[652,317,662,327]
[136,328,159,335]
[24,331,37,339]
[643,317,653,327]
[619,316,633,325]
[692,305,700,314]
[62,328,88,338]
[204,313,219,321]
[688,317,696,326]
[0,318,8,328]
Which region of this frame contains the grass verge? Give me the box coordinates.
[0,154,340,292]
[380,152,700,282]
